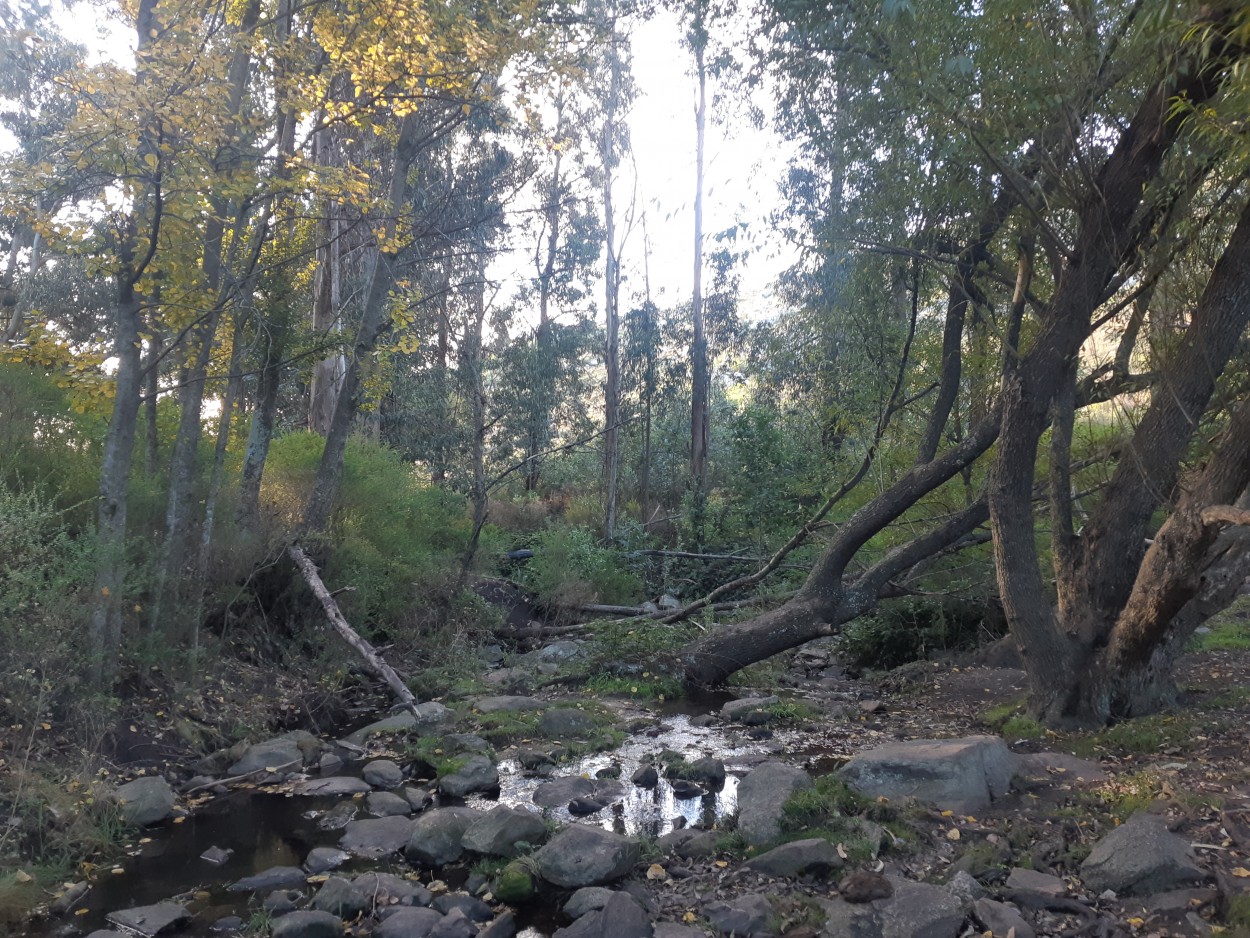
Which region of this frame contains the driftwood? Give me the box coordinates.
[288,544,419,716]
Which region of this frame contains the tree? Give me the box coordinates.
[674,0,1250,727]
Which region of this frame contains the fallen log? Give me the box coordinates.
[288,544,419,717]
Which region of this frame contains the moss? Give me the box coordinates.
[1000,716,1046,740]
[978,698,1027,729]
[493,862,535,903]
[1187,600,1250,651]
[1067,713,1201,758]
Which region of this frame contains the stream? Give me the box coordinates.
[28,699,842,938]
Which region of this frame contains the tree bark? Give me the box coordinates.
[601,20,623,543]
[689,27,710,523]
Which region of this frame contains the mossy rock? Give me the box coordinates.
[493,862,535,903]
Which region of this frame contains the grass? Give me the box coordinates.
[1001,715,1046,740]
[465,701,624,755]
[761,699,819,723]
[402,736,474,777]
[584,673,683,700]
[1224,893,1250,934]
[773,775,898,862]
[1066,712,1204,759]
[1187,600,1250,652]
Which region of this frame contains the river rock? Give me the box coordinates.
[462,805,546,857]
[304,848,349,874]
[533,825,641,887]
[473,696,545,714]
[51,882,90,916]
[229,867,308,892]
[877,879,965,938]
[743,838,843,877]
[311,878,368,918]
[537,640,585,662]
[106,904,191,937]
[429,909,475,938]
[555,891,652,938]
[442,733,493,754]
[363,759,405,789]
[538,708,598,737]
[1005,868,1065,897]
[735,761,812,845]
[1081,813,1206,895]
[652,927,704,938]
[685,757,726,789]
[376,908,442,938]
[974,899,1035,938]
[534,777,622,808]
[340,817,416,858]
[263,891,301,915]
[721,696,780,724]
[271,911,343,938]
[815,898,880,938]
[631,765,658,788]
[669,779,705,800]
[432,895,493,922]
[211,916,243,933]
[353,872,432,907]
[438,755,499,797]
[229,731,318,775]
[295,777,372,797]
[367,791,413,817]
[406,807,483,866]
[343,704,448,745]
[114,776,176,826]
[703,894,772,936]
[564,887,616,920]
[839,736,1015,813]
[478,912,517,938]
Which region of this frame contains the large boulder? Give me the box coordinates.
[340,817,416,858]
[703,894,773,937]
[554,891,652,938]
[1081,813,1206,895]
[735,762,812,846]
[229,867,308,892]
[310,878,369,919]
[114,776,176,826]
[375,909,442,938]
[353,872,432,908]
[743,838,843,877]
[461,805,547,857]
[538,709,599,737]
[839,736,1014,813]
[406,807,484,866]
[876,879,965,938]
[363,759,404,789]
[105,904,191,937]
[533,825,641,887]
[534,777,622,808]
[439,756,499,797]
[721,697,780,724]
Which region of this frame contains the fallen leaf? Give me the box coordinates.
[1232,867,1250,878]
[947,828,961,841]
[646,863,668,881]
[14,870,32,883]
[837,843,848,859]
[683,912,697,923]
[713,860,728,869]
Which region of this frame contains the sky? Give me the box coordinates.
[16,0,801,323]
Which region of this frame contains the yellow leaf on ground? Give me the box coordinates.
[14,870,32,883]
[946,828,961,841]
[1232,867,1250,878]
[646,864,668,881]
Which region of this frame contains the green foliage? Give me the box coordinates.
[838,596,1005,671]
[512,523,643,610]
[781,775,871,830]
[1000,716,1046,741]
[1224,893,1250,934]
[761,699,819,723]
[583,673,683,700]
[1187,601,1250,651]
[263,433,471,629]
[492,861,536,902]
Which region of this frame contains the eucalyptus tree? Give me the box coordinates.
[675,0,1250,726]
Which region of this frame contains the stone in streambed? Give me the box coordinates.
[295,777,371,797]
[304,848,349,874]
[270,911,343,938]
[538,709,599,737]
[533,776,622,808]
[431,895,493,922]
[735,761,812,846]
[114,776,176,826]
[533,825,640,887]
[228,732,320,775]
[343,704,448,745]
[554,891,652,938]
[876,878,965,938]
[311,877,368,918]
[743,838,843,877]
[461,805,546,857]
[438,755,499,797]
[367,791,413,817]
[229,867,308,892]
[363,759,404,789]
[353,872,432,907]
[405,807,483,866]
[1080,813,1206,895]
[703,894,772,937]
[839,736,1014,814]
[340,816,416,858]
[631,765,658,788]
[472,696,545,714]
[375,908,442,938]
[974,899,1035,938]
[563,888,616,920]
[105,904,191,937]
[429,909,476,938]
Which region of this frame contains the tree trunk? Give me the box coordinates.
[601,23,622,544]
[310,124,346,437]
[689,31,709,525]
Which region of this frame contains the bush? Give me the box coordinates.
[838,596,1005,671]
[512,524,643,613]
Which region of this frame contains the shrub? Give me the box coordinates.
[838,596,1006,671]
[512,524,643,612]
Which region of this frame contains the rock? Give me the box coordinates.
[631,765,658,788]
[295,777,372,797]
[340,817,416,858]
[946,871,985,905]
[876,879,964,938]
[517,748,557,771]
[569,797,606,816]
[406,807,483,866]
[304,848,349,874]
[403,787,436,812]
[534,776,622,808]
[493,862,535,903]
[319,753,344,773]
[555,891,652,938]
[668,779,705,800]
[229,867,308,892]
[684,757,726,789]
[538,709,599,737]
[480,645,506,666]
[461,805,546,857]
[375,909,441,938]
[653,927,705,938]
[438,755,499,797]
[442,733,493,754]
[839,736,1015,813]
[816,899,882,938]
[51,882,90,916]
[743,838,843,877]
[703,894,772,936]
[840,872,894,903]
[735,761,812,845]
[114,776,176,826]
[657,594,680,611]
[533,825,641,887]
[263,891,301,915]
[1005,868,1065,897]
[1080,813,1206,896]
[1015,752,1109,785]
[721,696,780,723]
[974,900,1035,938]
[344,704,448,745]
[311,878,369,918]
[200,846,232,865]
[429,909,475,938]
[367,791,414,817]
[477,913,516,938]
[105,904,191,937]
[212,917,243,933]
[564,887,616,920]
[537,640,584,662]
[363,759,405,789]
[473,696,545,714]
[432,895,492,921]
[271,912,343,938]
[352,872,432,907]
[228,733,317,776]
